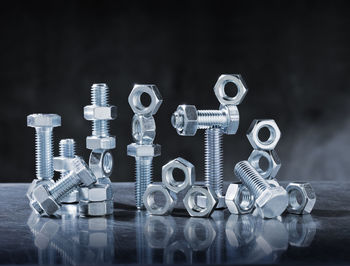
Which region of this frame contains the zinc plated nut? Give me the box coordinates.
[132,114,156,145]
[80,183,113,202]
[89,150,114,179]
[247,119,281,151]
[213,74,248,106]
[143,184,177,216]
[79,200,113,217]
[248,150,281,180]
[128,84,163,116]
[183,186,218,218]
[286,182,316,214]
[162,157,195,194]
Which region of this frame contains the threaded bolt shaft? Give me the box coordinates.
[197,110,228,129]
[135,157,153,209]
[91,83,110,137]
[204,127,224,196]
[49,172,81,203]
[59,139,76,178]
[35,127,54,180]
[234,161,270,199]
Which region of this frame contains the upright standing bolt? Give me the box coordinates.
[171,75,248,208]
[27,114,61,180]
[234,161,288,219]
[127,84,163,209]
[91,83,110,137]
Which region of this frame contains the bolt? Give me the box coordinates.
[234,161,288,219]
[91,83,110,137]
[136,157,152,209]
[27,114,61,180]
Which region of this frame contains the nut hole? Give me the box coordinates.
[189,192,207,213]
[193,223,207,241]
[171,168,186,186]
[257,125,276,145]
[140,92,152,108]
[289,189,305,210]
[224,82,239,98]
[148,191,167,210]
[103,152,113,174]
[258,156,270,172]
[132,90,153,112]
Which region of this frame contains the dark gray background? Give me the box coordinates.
[1,0,350,183]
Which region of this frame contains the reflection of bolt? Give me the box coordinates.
[284,214,316,247]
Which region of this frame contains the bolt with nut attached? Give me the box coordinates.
[127,84,163,209]
[171,74,248,208]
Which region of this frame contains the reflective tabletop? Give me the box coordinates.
[0,182,349,265]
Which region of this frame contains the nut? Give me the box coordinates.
[162,157,195,194]
[213,74,248,106]
[184,218,216,251]
[84,105,117,120]
[225,183,255,214]
[80,184,113,202]
[53,156,76,172]
[32,185,60,215]
[248,150,281,179]
[27,114,61,128]
[143,184,177,215]
[128,84,163,116]
[254,186,288,219]
[286,182,316,214]
[171,105,198,136]
[127,143,161,157]
[267,178,280,188]
[89,150,114,179]
[247,119,281,150]
[79,200,113,216]
[26,179,54,201]
[86,136,116,150]
[71,156,97,187]
[132,114,156,144]
[61,189,79,204]
[183,186,218,217]
[220,104,239,135]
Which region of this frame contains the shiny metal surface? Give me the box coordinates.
[0,182,347,265]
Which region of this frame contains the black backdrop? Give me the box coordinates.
[1,0,350,183]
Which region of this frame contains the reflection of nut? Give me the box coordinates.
[284,214,316,247]
[184,218,216,251]
[220,104,240,135]
[34,220,60,250]
[128,84,163,116]
[127,143,161,157]
[225,214,257,247]
[259,218,289,253]
[143,184,177,215]
[286,182,316,214]
[162,157,195,194]
[86,136,116,150]
[246,119,281,151]
[164,241,192,264]
[89,150,114,179]
[80,184,113,202]
[225,183,255,214]
[79,200,113,216]
[248,150,281,179]
[84,105,117,120]
[171,105,198,136]
[213,74,248,106]
[132,114,156,144]
[183,186,217,217]
[53,157,76,172]
[144,215,175,248]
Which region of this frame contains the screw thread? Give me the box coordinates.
[49,172,81,203]
[198,110,227,129]
[59,139,76,179]
[234,161,269,199]
[91,83,110,137]
[35,127,54,180]
[135,157,153,209]
[204,128,223,196]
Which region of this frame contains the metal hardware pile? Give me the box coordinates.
[26,74,316,219]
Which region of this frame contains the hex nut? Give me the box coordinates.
[171,105,198,136]
[220,104,240,135]
[79,200,114,217]
[86,136,116,150]
[162,157,195,194]
[254,186,288,219]
[225,183,255,215]
[26,179,54,201]
[84,105,117,120]
[53,156,76,172]
[143,184,177,216]
[127,143,161,157]
[213,74,248,106]
[246,119,281,151]
[89,150,114,179]
[128,84,163,116]
[132,114,156,144]
[27,114,61,128]
[32,185,60,215]
[248,150,281,179]
[71,156,97,187]
[61,189,80,204]
[184,218,216,251]
[183,186,218,217]
[80,184,113,202]
[286,182,316,214]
